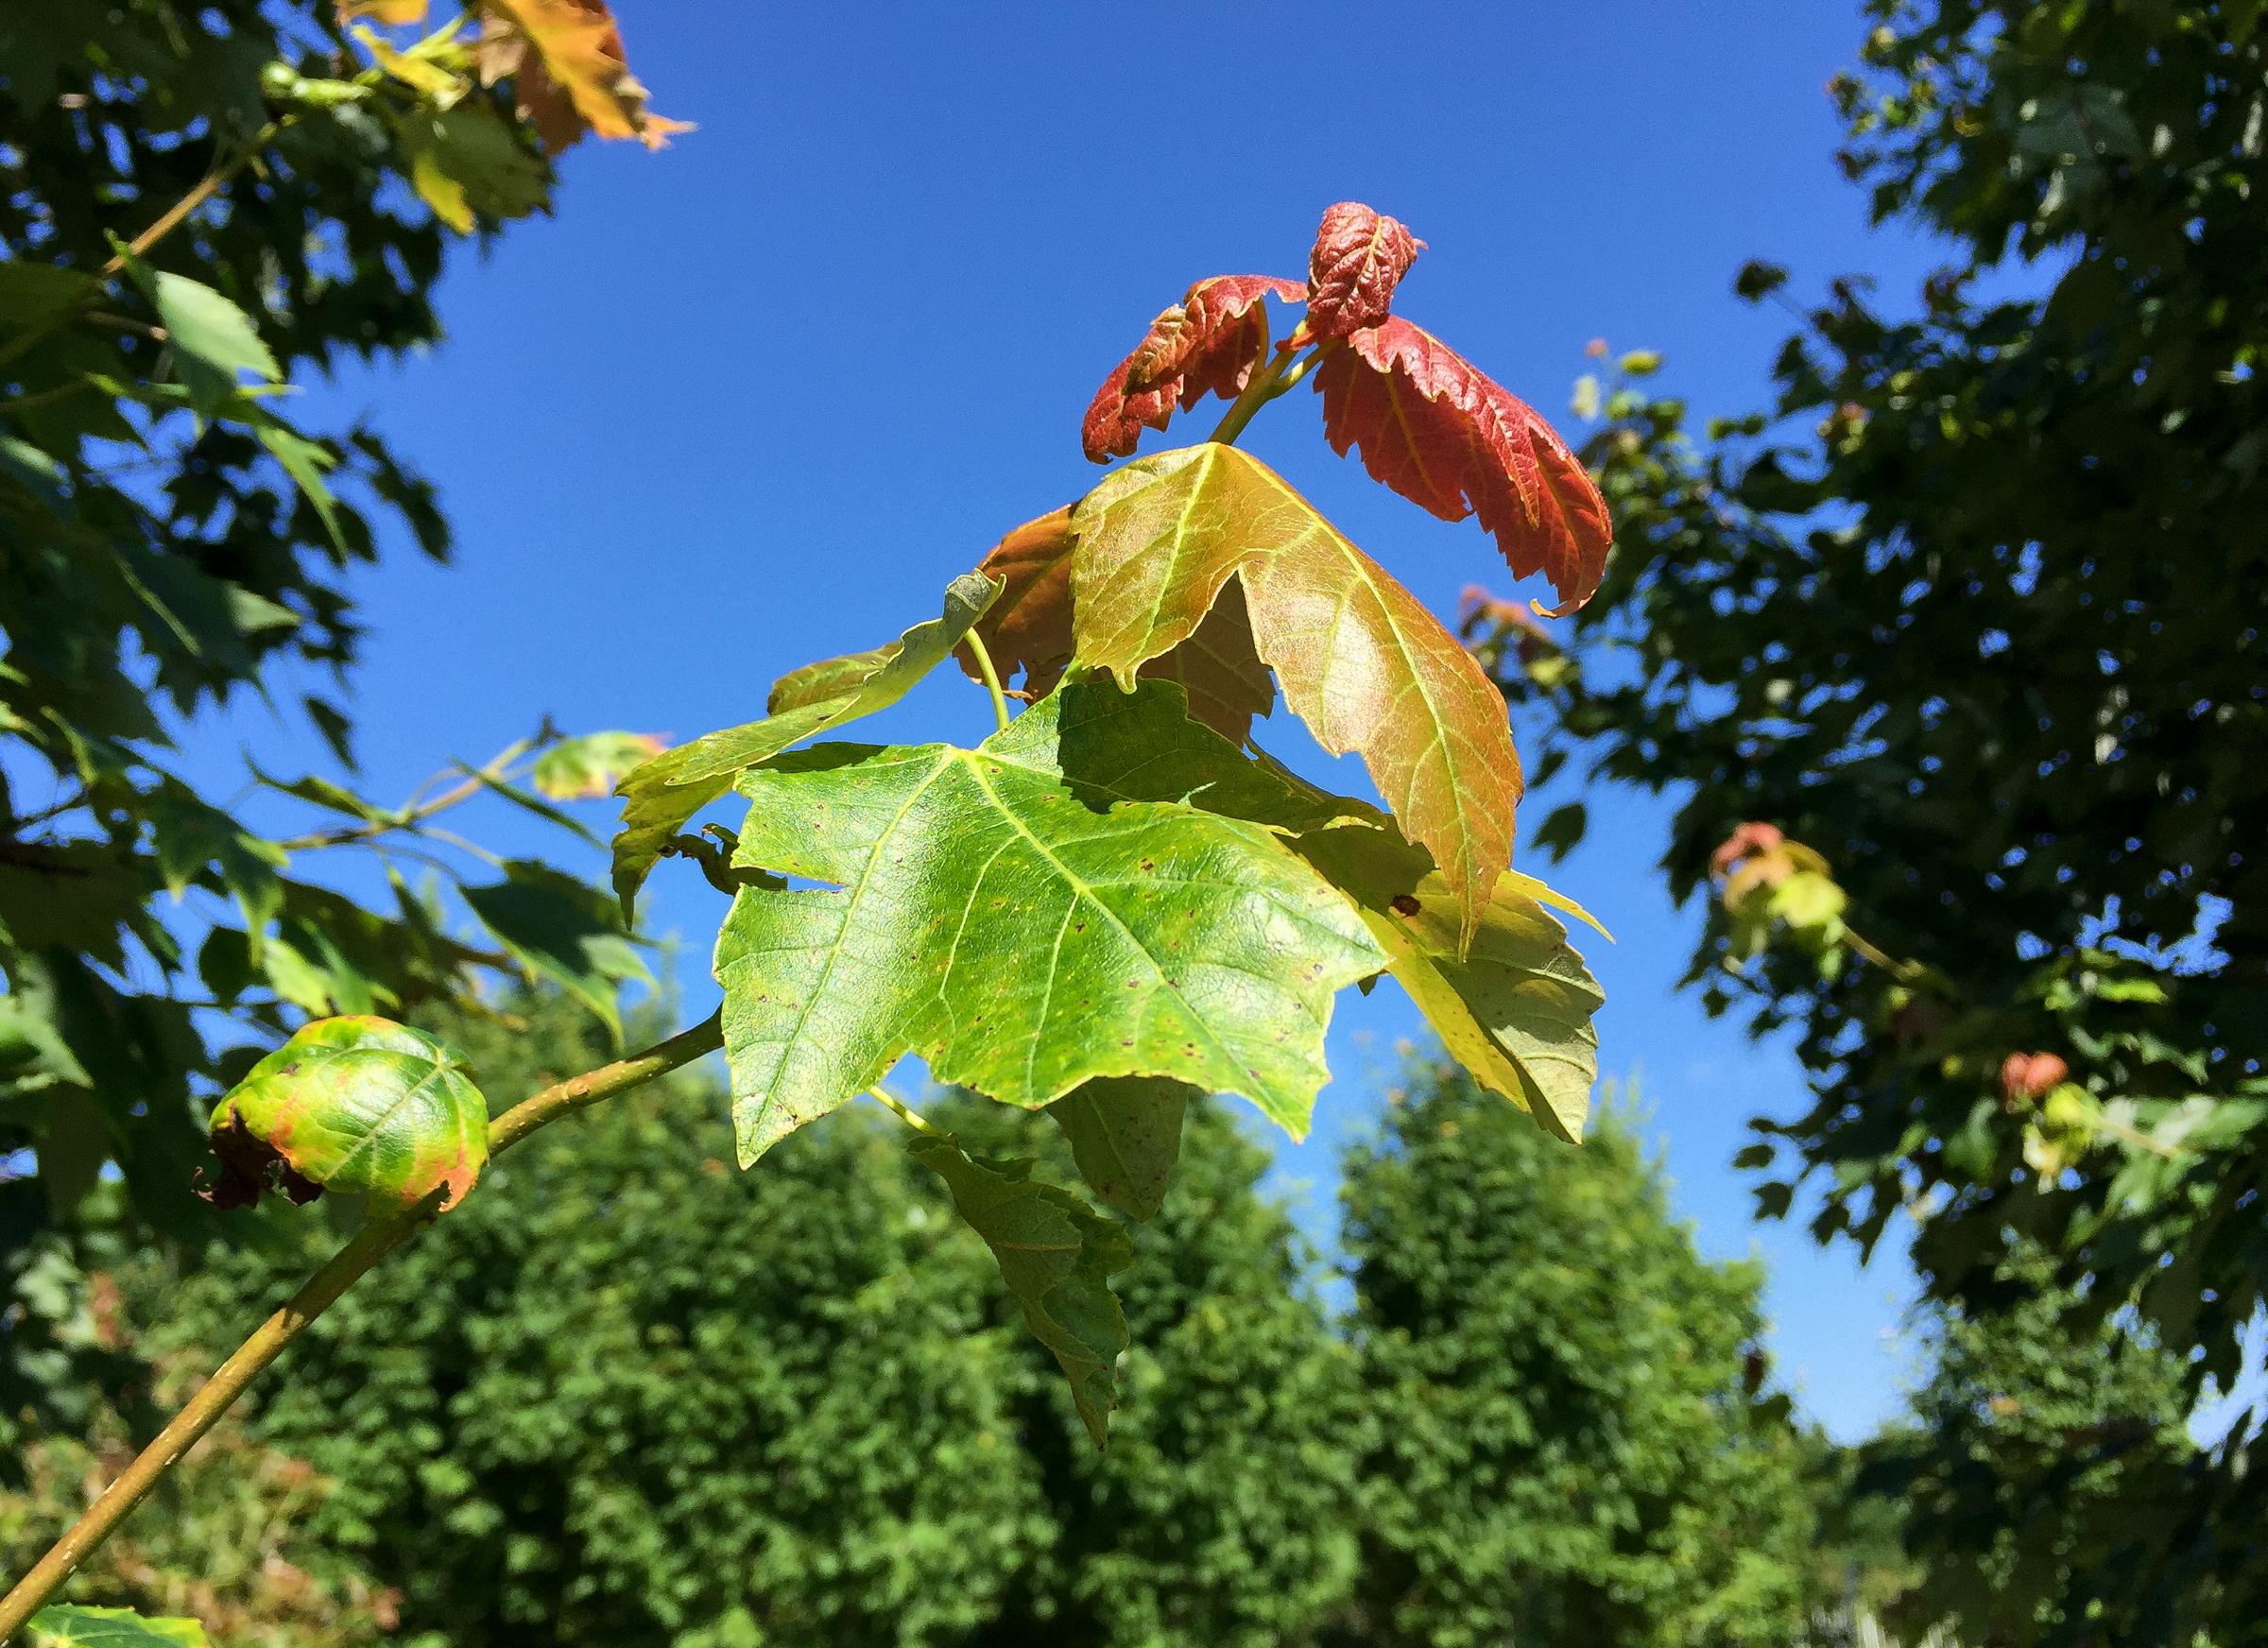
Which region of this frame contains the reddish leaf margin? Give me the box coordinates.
[1081,275,1305,462]
[1314,317,1612,615]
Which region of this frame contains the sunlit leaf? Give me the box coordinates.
[119,252,279,415]
[713,679,1384,1163]
[1082,275,1305,461]
[532,730,666,799]
[1303,200,1422,339]
[1071,442,1521,950]
[201,1016,488,1212]
[954,505,1275,739]
[611,571,1000,917]
[1314,316,1611,615]
[1296,825,1603,1141]
[145,781,286,959]
[910,1132,1133,1444]
[473,0,691,153]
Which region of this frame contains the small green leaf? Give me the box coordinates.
[26,1603,212,1647]
[146,781,287,958]
[612,571,1001,918]
[464,862,648,1047]
[532,730,667,800]
[119,250,279,414]
[713,679,1384,1164]
[1046,1076,1191,1220]
[204,1016,488,1212]
[910,1132,1133,1445]
[396,103,550,232]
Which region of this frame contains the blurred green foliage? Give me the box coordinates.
[4,1003,1833,1645]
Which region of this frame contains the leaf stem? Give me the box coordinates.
[0,1012,725,1638]
[1207,342,1325,447]
[278,730,544,851]
[961,630,1012,735]
[868,1085,945,1137]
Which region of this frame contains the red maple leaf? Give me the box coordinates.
[1304,202,1423,339]
[1314,317,1611,615]
[1082,275,1305,462]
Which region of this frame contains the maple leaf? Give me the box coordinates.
[1294,826,1604,1141]
[909,1134,1133,1444]
[1314,317,1612,615]
[1082,275,1305,462]
[1304,201,1424,339]
[711,679,1384,1164]
[611,573,1000,918]
[337,0,429,21]
[1070,442,1522,951]
[1046,1076,1189,1221]
[473,0,691,153]
[954,506,1274,740]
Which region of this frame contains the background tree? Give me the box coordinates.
[0,0,674,1465]
[1463,0,2268,1634]
[6,1008,1840,1647]
[1857,1249,2201,1646]
[1333,1068,1823,1648]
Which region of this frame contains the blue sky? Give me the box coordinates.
[187,0,1969,1438]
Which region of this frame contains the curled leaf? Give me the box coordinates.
[1071,443,1521,951]
[200,1016,489,1212]
[532,730,667,799]
[1082,275,1305,462]
[1304,200,1423,339]
[954,505,1274,739]
[911,1133,1133,1445]
[1315,316,1612,615]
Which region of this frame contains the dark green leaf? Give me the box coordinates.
[1045,1076,1191,1220]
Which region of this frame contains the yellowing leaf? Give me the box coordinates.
[1071,443,1521,951]
[954,505,1275,740]
[338,0,430,23]
[713,680,1384,1163]
[532,730,666,799]
[475,0,692,152]
[611,572,1000,917]
[201,1017,489,1212]
[1297,826,1603,1141]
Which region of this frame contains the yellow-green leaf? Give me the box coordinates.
[1070,443,1521,951]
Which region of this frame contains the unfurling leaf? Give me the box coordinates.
[1304,201,1423,340]
[1314,317,1612,615]
[1071,442,1521,950]
[473,0,691,152]
[463,860,649,1045]
[533,730,666,799]
[910,1133,1133,1445]
[1082,275,1305,462]
[1295,826,1603,1141]
[26,1604,212,1647]
[200,1017,488,1212]
[954,506,1275,739]
[611,572,1001,918]
[1046,1076,1191,1220]
[713,679,1383,1164]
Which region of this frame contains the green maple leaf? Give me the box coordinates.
[610,571,1000,918]
[910,1133,1133,1444]
[1046,1075,1191,1220]
[712,679,1385,1164]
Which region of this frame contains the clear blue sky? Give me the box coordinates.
[192,0,1965,1439]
